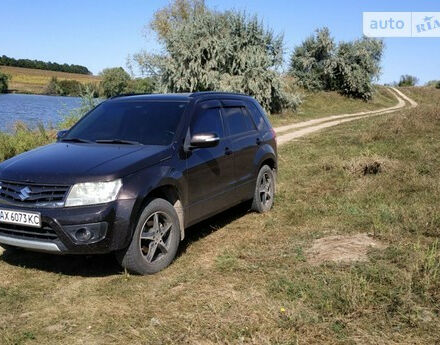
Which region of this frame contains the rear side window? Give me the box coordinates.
[222,107,255,136]
[247,103,270,131]
[191,108,224,138]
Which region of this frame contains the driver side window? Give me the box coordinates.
[191,108,224,138]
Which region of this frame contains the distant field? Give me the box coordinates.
[0,66,101,94]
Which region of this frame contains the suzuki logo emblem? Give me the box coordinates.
[19,187,31,201]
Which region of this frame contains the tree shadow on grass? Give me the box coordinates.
[0,202,251,277]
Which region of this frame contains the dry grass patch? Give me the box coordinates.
[306,233,386,265]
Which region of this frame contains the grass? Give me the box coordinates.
[0,66,100,94]
[0,87,439,344]
[269,86,398,127]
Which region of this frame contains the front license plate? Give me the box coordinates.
[0,209,41,228]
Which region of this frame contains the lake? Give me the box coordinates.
[0,93,83,132]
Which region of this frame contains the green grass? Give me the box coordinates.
[0,87,439,344]
[270,86,397,127]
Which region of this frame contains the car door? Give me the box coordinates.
[221,100,260,202]
[185,100,235,225]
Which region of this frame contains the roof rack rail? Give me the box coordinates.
[190,91,248,97]
[110,93,148,99]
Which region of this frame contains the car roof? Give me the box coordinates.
[108,91,252,102]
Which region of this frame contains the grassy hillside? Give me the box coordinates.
[0,66,100,94]
[270,86,397,127]
[0,87,439,344]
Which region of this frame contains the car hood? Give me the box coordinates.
[0,142,173,185]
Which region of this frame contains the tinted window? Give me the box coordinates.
[223,107,255,136]
[65,101,187,145]
[191,108,224,137]
[247,103,269,131]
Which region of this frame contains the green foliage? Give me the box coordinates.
[151,0,206,41]
[425,80,440,88]
[125,77,155,94]
[0,54,90,74]
[289,27,335,91]
[398,75,419,87]
[289,28,384,100]
[99,67,131,98]
[0,71,9,93]
[136,0,299,113]
[331,38,384,100]
[45,77,82,96]
[0,122,52,161]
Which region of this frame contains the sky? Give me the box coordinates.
[1,0,439,85]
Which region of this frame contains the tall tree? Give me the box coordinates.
[135,0,299,113]
[289,28,384,100]
[99,67,131,98]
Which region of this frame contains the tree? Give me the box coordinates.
[398,75,418,87]
[331,37,384,100]
[99,67,131,98]
[135,0,299,113]
[0,71,8,93]
[289,28,384,100]
[289,28,335,90]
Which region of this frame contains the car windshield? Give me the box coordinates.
[64,100,188,146]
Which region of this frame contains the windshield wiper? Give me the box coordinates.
[61,138,93,143]
[95,139,143,145]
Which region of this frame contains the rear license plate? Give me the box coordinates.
[0,209,41,228]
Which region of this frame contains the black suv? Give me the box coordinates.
[0,92,277,274]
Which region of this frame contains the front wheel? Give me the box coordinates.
[251,165,275,213]
[116,198,181,275]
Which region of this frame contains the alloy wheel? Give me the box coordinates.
[139,211,173,263]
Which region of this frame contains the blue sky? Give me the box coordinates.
[1,0,439,84]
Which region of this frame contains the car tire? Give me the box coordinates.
[251,165,275,213]
[116,198,181,275]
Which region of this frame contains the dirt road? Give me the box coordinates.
[275,87,417,145]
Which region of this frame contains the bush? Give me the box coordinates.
[45,77,83,96]
[0,123,53,161]
[289,28,384,100]
[125,77,155,94]
[398,75,418,87]
[135,0,299,113]
[288,27,335,91]
[0,71,9,93]
[99,67,131,98]
[425,80,440,88]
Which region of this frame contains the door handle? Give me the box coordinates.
[256,137,262,145]
[225,147,233,156]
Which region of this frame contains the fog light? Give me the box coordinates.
[75,228,93,242]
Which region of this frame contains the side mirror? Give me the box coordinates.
[57,130,68,141]
[190,133,219,149]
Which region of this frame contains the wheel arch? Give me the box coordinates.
[139,183,185,241]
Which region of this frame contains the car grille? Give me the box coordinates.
[0,222,58,240]
[0,181,70,206]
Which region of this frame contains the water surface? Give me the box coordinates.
[0,93,82,132]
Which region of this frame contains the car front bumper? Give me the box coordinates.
[0,199,136,254]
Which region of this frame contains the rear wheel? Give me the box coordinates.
[251,165,275,213]
[116,198,180,275]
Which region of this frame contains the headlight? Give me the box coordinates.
[65,179,122,207]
